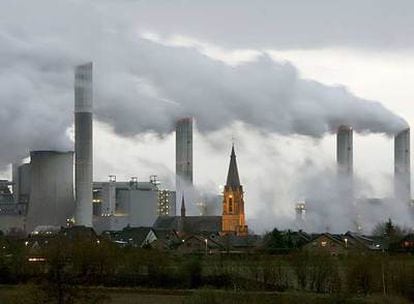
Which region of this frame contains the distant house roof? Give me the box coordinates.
[102,226,155,247]
[153,216,177,230]
[177,235,224,253]
[60,226,97,241]
[216,234,261,249]
[344,231,383,250]
[304,232,383,252]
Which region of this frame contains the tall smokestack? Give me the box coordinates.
[176,118,193,204]
[394,128,411,203]
[74,62,93,227]
[337,126,353,176]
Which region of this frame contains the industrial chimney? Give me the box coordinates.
[337,125,353,176]
[176,118,193,206]
[394,128,411,203]
[74,62,93,227]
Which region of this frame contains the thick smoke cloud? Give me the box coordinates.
[0,0,408,169]
[0,0,412,234]
[96,40,407,138]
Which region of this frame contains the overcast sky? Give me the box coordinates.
[1,0,413,232]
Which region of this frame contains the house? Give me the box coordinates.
[303,232,383,255]
[176,234,224,254]
[101,226,182,250]
[303,233,354,255]
[102,226,156,248]
[150,228,180,250]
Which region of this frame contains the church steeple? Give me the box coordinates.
[226,145,241,189]
[180,194,186,217]
[221,144,248,236]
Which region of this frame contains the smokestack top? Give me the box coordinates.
[75,62,93,113]
[338,125,353,132]
[176,117,193,124]
[395,127,410,137]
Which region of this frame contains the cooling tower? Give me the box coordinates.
[26,151,75,232]
[74,62,93,226]
[394,128,411,203]
[337,126,353,176]
[176,117,193,202]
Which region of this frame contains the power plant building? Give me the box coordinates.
[158,190,176,216]
[26,151,75,232]
[74,62,93,227]
[92,179,160,233]
[394,128,411,203]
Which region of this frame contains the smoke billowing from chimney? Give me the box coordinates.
[95,40,408,140]
[0,1,408,170]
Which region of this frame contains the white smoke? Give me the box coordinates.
[0,0,412,233]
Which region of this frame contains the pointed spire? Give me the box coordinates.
[226,144,241,188]
[180,194,186,217]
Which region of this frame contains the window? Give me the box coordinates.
[229,198,233,213]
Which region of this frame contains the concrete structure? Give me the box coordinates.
[222,145,248,236]
[394,128,411,203]
[0,215,25,235]
[26,151,75,233]
[17,163,31,204]
[12,163,19,204]
[158,190,176,216]
[74,62,93,227]
[92,179,159,233]
[337,126,353,176]
[176,118,193,203]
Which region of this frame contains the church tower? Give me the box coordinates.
[222,145,248,236]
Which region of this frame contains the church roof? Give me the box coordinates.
[153,216,222,233]
[226,145,241,188]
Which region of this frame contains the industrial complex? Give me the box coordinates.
[0,62,249,236]
[0,62,412,237]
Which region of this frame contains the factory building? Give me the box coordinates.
[74,62,93,227]
[394,128,411,203]
[158,190,176,216]
[92,178,163,233]
[176,117,193,205]
[0,179,25,234]
[26,151,75,233]
[12,161,31,207]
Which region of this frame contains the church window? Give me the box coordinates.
[229,198,233,213]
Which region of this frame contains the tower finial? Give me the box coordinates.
[226,145,240,188]
[180,194,186,217]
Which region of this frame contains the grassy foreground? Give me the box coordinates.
[0,285,410,304]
